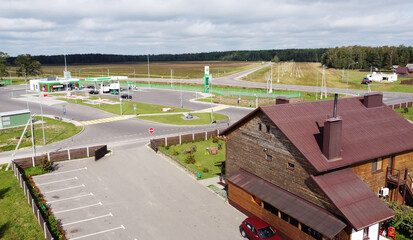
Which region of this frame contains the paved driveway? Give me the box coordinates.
[34,141,245,239]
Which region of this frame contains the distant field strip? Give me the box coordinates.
[198,105,231,113]
[80,116,129,126]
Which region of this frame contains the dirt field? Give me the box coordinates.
[11,61,259,80]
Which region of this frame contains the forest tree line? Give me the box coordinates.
[321,45,413,70]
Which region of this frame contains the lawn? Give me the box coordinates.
[7,61,260,80]
[59,96,190,115]
[159,138,225,179]
[242,62,413,93]
[395,107,413,121]
[0,165,45,239]
[0,116,83,152]
[137,113,228,125]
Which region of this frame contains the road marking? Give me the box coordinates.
[37,177,78,186]
[198,105,231,113]
[43,184,85,194]
[48,193,93,203]
[54,202,103,214]
[80,116,128,126]
[62,212,113,226]
[35,167,87,177]
[70,225,125,240]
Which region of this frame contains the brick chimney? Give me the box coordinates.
[276,96,289,105]
[363,92,383,108]
[323,94,342,160]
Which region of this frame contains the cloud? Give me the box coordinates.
[0,0,412,56]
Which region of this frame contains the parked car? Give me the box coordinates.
[89,90,99,94]
[361,78,372,85]
[240,216,282,240]
[87,85,95,89]
[121,94,132,99]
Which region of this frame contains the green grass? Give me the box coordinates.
[0,165,45,239]
[24,165,49,177]
[0,116,83,152]
[59,96,190,115]
[159,138,225,179]
[395,107,413,121]
[137,113,228,125]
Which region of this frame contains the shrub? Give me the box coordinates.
[212,135,219,143]
[162,143,165,148]
[185,153,196,164]
[202,167,209,173]
[185,140,188,144]
[173,148,179,156]
[165,144,170,150]
[191,145,197,152]
[383,201,413,238]
[218,143,222,150]
[192,139,195,143]
[40,154,53,172]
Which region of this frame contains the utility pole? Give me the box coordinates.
[40,94,45,144]
[120,98,122,115]
[210,74,213,123]
[171,69,173,88]
[147,55,150,88]
[316,72,318,101]
[269,63,273,93]
[30,116,36,161]
[180,80,183,108]
[277,62,280,83]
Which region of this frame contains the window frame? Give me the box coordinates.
[372,157,383,173]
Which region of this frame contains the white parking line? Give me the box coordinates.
[62,212,113,226]
[37,177,78,186]
[43,184,85,194]
[48,193,93,204]
[70,225,125,240]
[35,167,87,177]
[54,202,103,214]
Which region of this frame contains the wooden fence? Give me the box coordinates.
[387,101,413,110]
[14,145,107,169]
[12,162,54,240]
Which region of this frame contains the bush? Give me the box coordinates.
[40,154,53,172]
[165,144,170,150]
[192,139,195,143]
[218,143,222,150]
[185,153,196,164]
[202,167,209,173]
[173,148,179,156]
[383,201,413,238]
[191,145,197,152]
[162,143,165,148]
[212,135,219,143]
[185,140,188,144]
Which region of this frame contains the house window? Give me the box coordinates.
[266,154,272,161]
[258,123,262,131]
[301,224,322,240]
[251,195,263,206]
[280,211,289,222]
[363,227,369,239]
[287,162,295,171]
[372,158,383,173]
[263,201,279,216]
[266,124,270,133]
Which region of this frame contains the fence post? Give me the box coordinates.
[32,199,35,213]
[217,129,220,136]
[37,209,40,224]
[23,182,27,196]
[47,152,50,161]
[192,133,194,141]
[165,137,167,146]
[32,156,35,167]
[205,131,207,140]
[44,222,47,238]
[68,149,71,160]
[87,146,90,157]
[179,135,182,144]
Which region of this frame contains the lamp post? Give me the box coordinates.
[347,62,358,96]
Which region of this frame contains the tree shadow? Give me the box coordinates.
[0,221,10,239]
[0,187,10,200]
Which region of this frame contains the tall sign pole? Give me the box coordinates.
[210,74,213,123]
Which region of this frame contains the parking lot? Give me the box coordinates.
[33,142,245,240]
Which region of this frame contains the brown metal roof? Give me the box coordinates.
[228,169,346,239]
[396,67,409,74]
[311,169,394,231]
[223,94,413,173]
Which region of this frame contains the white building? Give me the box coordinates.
[366,72,398,82]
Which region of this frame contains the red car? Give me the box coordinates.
[240,216,282,240]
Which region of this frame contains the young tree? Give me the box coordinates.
[14,54,42,82]
[0,51,9,80]
[272,55,280,63]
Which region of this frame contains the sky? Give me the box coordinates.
[1,0,412,56]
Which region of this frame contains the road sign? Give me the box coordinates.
[133,104,136,107]
[133,106,136,110]
[149,127,154,134]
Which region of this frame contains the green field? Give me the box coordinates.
[137,112,228,125]
[0,116,82,152]
[159,138,225,179]
[242,62,413,93]
[395,107,413,121]
[59,96,190,115]
[7,61,260,80]
[0,165,45,239]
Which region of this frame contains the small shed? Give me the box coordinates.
[0,110,31,129]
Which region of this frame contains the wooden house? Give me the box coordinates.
[222,92,413,240]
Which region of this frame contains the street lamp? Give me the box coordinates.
[347,62,358,96]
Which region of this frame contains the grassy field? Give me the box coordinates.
[159,138,225,179]
[0,116,83,152]
[6,61,260,81]
[395,107,413,121]
[59,96,190,115]
[137,112,228,125]
[242,62,413,93]
[0,165,45,239]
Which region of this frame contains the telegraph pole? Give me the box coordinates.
[147,55,151,88]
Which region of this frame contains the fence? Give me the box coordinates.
[150,129,223,151]
[11,162,54,240]
[14,145,107,169]
[387,102,413,110]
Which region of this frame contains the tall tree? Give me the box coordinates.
[0,52,9,80]
[14,54,42,82]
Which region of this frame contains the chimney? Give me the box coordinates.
[323,94,342,160]
[363,92,383,108]
[276,96,289,105]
